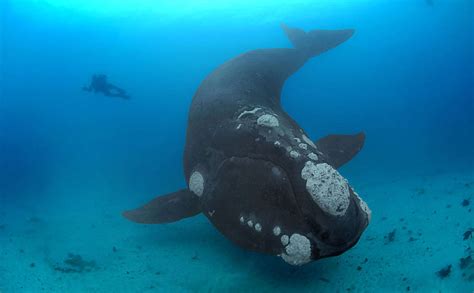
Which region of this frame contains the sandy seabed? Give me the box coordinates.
[1,167,473,293]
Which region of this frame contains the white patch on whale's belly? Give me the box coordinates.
[257,114,279,127]
[289,150,300,159]
[308,152,319,161]
[301,162,350,217]
[254,223,262,232]
[273,226,281,236]
[189,171,204,197]
[302,134,317,149]
[280,234,312,266]
[298,143,308,150]
[238,107,262,119]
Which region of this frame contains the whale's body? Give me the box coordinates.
[124,24,371,265]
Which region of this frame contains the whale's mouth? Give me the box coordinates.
[305,191,370,259]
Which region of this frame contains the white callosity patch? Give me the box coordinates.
[247,220,254,228]
[294,137,301,143]
[273,226,281,236]
[302,134,317,149]
[359,200,372,222]
[308,152,319,161]
[281,234,312,266]
[236,123,242,130]
[239,216,245,223]
[281,235,289,246]
[290,150,300,159]
[254,223,262,232]
[189,171,204,197]
[257,114,279,128]
[274,141,281,147]
[298,143,308,150]
[354,192,372,222]
[238,107,262,119]
[301,162,350,216]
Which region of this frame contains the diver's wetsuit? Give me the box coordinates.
[83,74,130,99]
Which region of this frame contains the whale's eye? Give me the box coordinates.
[320,231,330,241]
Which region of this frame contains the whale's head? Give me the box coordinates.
[293,160,371,261]
[265,131,370,265]
[223,107,370,265]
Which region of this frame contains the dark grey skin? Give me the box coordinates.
[124,24,370,265]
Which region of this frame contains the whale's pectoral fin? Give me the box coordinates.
[281,23,355,58]
[316,132,365,168]
[122,189,200,224]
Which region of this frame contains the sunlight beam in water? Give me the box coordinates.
[19,0,361,20]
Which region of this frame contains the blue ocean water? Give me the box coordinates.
[0,0,473,292]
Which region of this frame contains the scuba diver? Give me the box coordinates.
[83,74,130,99]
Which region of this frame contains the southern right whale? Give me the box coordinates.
[123,23,371,266]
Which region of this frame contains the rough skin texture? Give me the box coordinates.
[189,171,204,197]
[301,162,350,216]
[281,234,312,266]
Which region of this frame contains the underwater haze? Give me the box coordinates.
[1,0,473,292]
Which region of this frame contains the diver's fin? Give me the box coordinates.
[122,189,200,224]
[281,23,355,58]
[316,132,365,168]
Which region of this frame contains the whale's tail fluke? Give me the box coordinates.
[281,23,355,58]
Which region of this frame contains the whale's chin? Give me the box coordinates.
[295,161,371,256]
[315,219,368,260]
